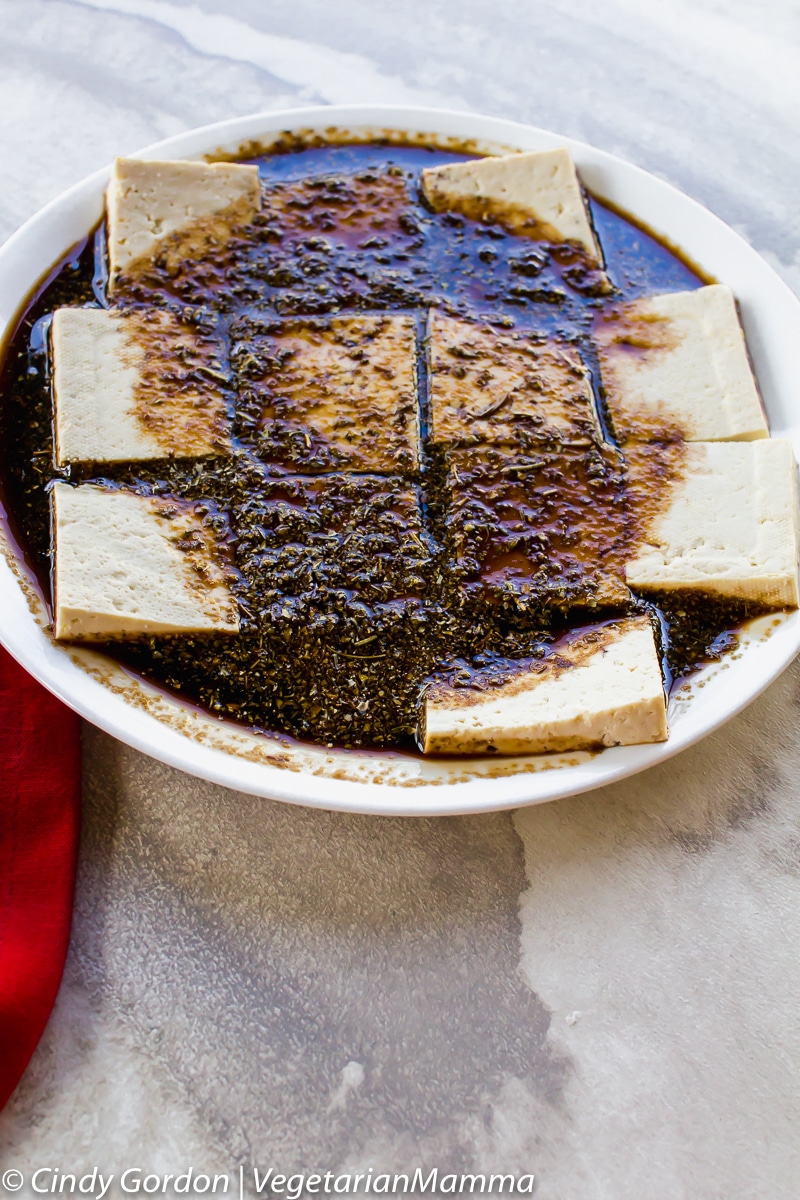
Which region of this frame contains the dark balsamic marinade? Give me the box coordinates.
[0,142,765,751]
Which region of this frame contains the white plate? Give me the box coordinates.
[1,104,799,816]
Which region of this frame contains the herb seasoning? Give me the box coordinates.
[0,142,767,752]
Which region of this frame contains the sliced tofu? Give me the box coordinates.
[446,445,630,611]
[243,314,419,473]
[421,148,601,261]
[421,617,667,755]
[106,157,261,283]
[595,285,768,442]
[52,307,231,464]
[428,311,597,447]
[53,483,239,640]
[626,439,800,607]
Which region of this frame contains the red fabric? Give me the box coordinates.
[0,645,81,1111]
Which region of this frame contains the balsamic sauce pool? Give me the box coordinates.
[0,142,760,752]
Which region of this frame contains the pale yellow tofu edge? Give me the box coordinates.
[52,307,160,465]
[53,483,239,640]
[626,439,800,607]
[421,617,667,755]
[597,284,769,443]
[421,148,600,261]
[106,157,261,278]
[52,305,232,465]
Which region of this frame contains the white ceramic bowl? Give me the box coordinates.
[2,104,799,816]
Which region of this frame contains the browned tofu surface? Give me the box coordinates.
[428,311,597,448]
[236,314,419,473]
[446,444,630,613]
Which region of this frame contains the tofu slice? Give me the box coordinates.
[428,311,598,447]
[243,314,419,473]
[52,307,231,465]
[447,445,630,611]
[106,157,261,283]
[421,149,601,261]
[421,617,667,755]
[53,483,239,640]
[626,440,800,607]
[595,285,768,442]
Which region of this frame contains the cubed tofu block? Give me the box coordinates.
[53,483,239,640]
[446,445,630,612]
[421,148,601,261]
[421,617,667,755]
[595,285,768,442]
[240,314,419,473]
[106,157,261,282]
[52,307,231,464]
[428,311,598,447]
[626,440,800,607]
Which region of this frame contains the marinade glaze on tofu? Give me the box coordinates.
[0,142,778,752]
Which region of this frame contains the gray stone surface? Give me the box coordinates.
[1,1,799,1196]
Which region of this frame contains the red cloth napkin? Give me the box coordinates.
[0,645,81,1112]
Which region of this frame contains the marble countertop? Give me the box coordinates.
[1,1,799,1196]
